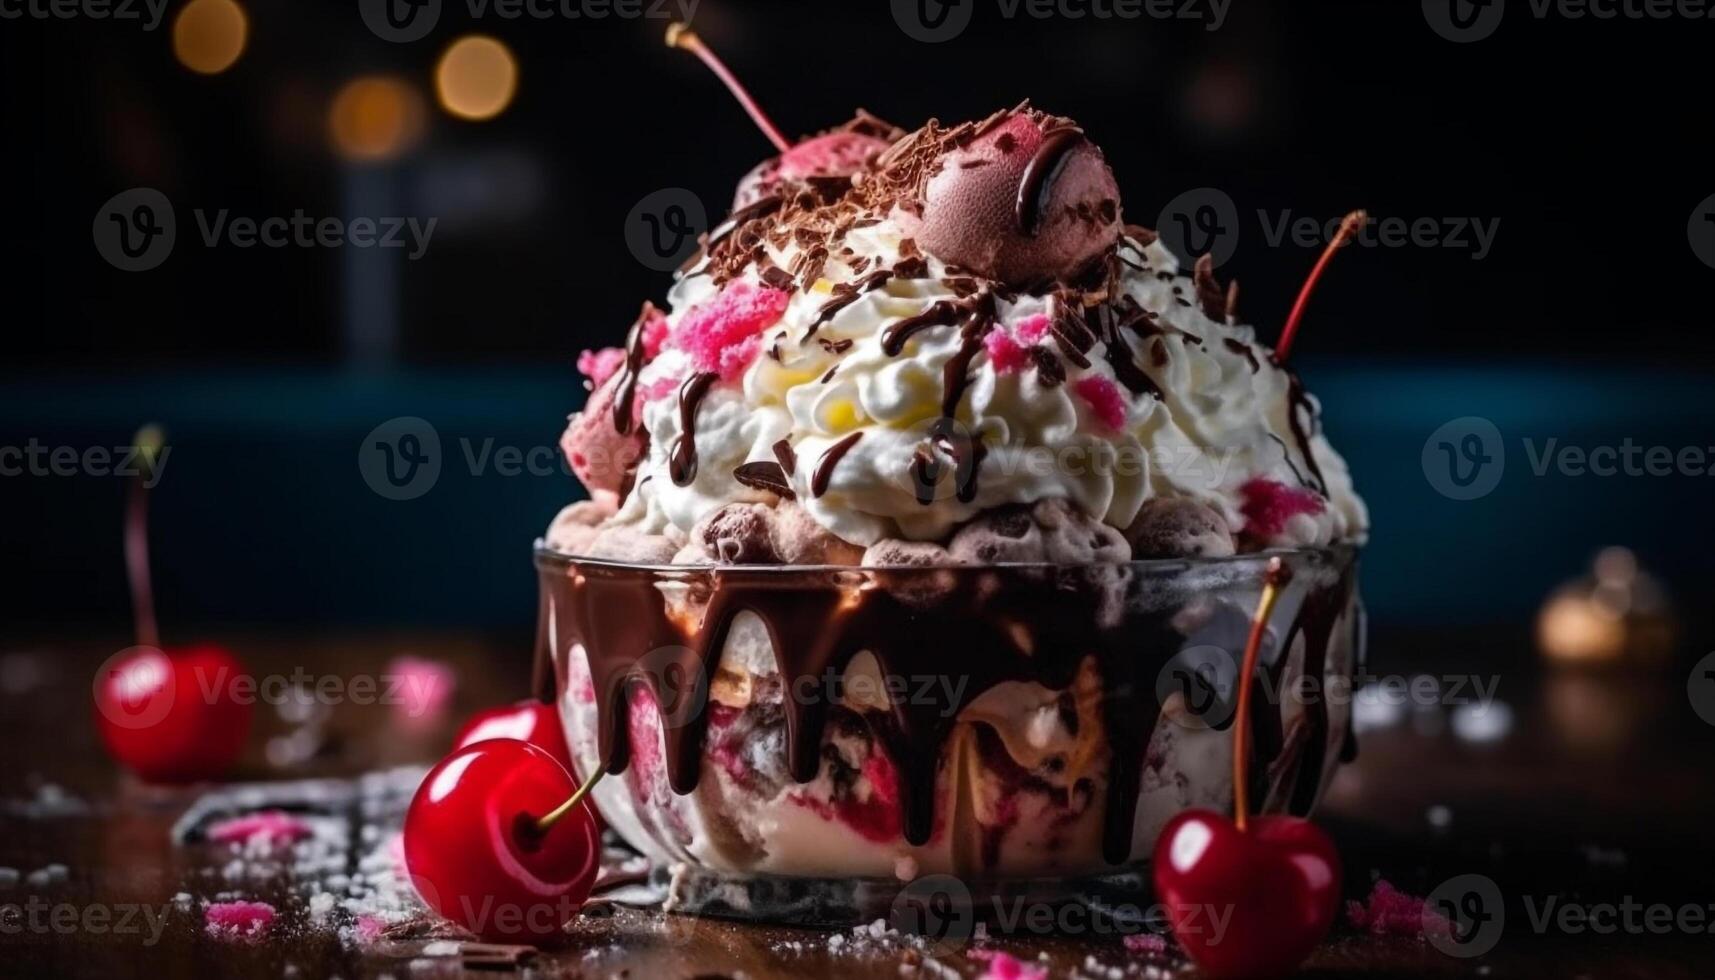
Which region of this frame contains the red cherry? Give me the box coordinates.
[93,643,253,784]
[455,700,573,768]
[404,739,599,944]
[453,700,604,835]
[734,131,894,208]
[1153,810,1341,979]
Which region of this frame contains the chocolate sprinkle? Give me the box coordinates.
[733,461,795,499]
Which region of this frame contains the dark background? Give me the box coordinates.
[1,0,1711,633]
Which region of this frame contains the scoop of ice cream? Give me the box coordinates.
[735,130,895,209]
[900,111,1121,284]
[949,499,1129,565]
[560,373,647,504]
[1125,497,1236,559]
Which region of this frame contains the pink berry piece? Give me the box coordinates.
[1123,933,1168,955]
[670,281,791,381]
[641,307,671,359]
[968,949,1048,980]
[206,810,313,849]
[1347,879,1447,938]
[983,329,1030,375]
[577,347,626,388]
[1013,314,1051,345]
[1239,478,1326,538]
[204,900,275,943]
[1073,375,1127,430]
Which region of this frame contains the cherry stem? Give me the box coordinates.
[534,761,607,834]
[126,425,165,650]
[1232,556,1289,833]
[666,23,791,154]
[1275,209,1367,363]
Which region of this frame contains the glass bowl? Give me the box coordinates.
[533,543,1362,922]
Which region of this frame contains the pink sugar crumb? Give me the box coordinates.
[204,900,274,942]
[968,949,1047,980]
[207,810,312,848]
[1123,933,1168,955]
[1013,313,1052,345]
[637,373,684,404]
[577,347,626,387]
[1348,879,1447,938]
[1073,375,1127,430]
[641,308,671,359]
[1239,478,1327,538]
[670,281,790,381]
[354,913,388,944]
[984,329,1031,375]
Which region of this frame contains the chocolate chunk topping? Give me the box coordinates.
[733,461,795,499]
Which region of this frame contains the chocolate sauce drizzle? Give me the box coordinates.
[534,549,1358,867]
[811,432,863,498]
[805,270,892,343]
[1282,371,1328,494]
[611,302,658,435]
[880,300,964,356]
[1015,127,1085,236]
[667,372,718,487]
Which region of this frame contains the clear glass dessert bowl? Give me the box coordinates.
[533,543,1362,921]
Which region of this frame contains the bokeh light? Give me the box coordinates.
[172,0,249,76]
[328,76,427,163]
[434,36,519,122]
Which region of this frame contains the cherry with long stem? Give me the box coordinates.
[666,22,791,153]
[126,424,165,649]
[1230,555,1290,831]
[533,762,606,836]
[1274,210,1367,363]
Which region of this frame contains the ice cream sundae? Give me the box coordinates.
[535,28,1367,901]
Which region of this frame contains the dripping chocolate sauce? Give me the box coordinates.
[805,269,892,343]
[880,299,964,356]
[611,302,657,435]
[667,372,718,487]
[534,550,1357,866]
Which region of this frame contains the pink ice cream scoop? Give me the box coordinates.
[734,130,894,208]
[905,111,1122,284]
[561,372,648,503]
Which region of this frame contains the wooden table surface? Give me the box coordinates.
[3,626,1713,979]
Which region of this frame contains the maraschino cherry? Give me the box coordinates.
[666,23,893,209]
[93,426,252,784]
[404,739,602,944]
[1153,557,1342,978]
[455,699,604,834]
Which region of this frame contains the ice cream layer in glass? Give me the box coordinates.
[535,101,1368,894]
